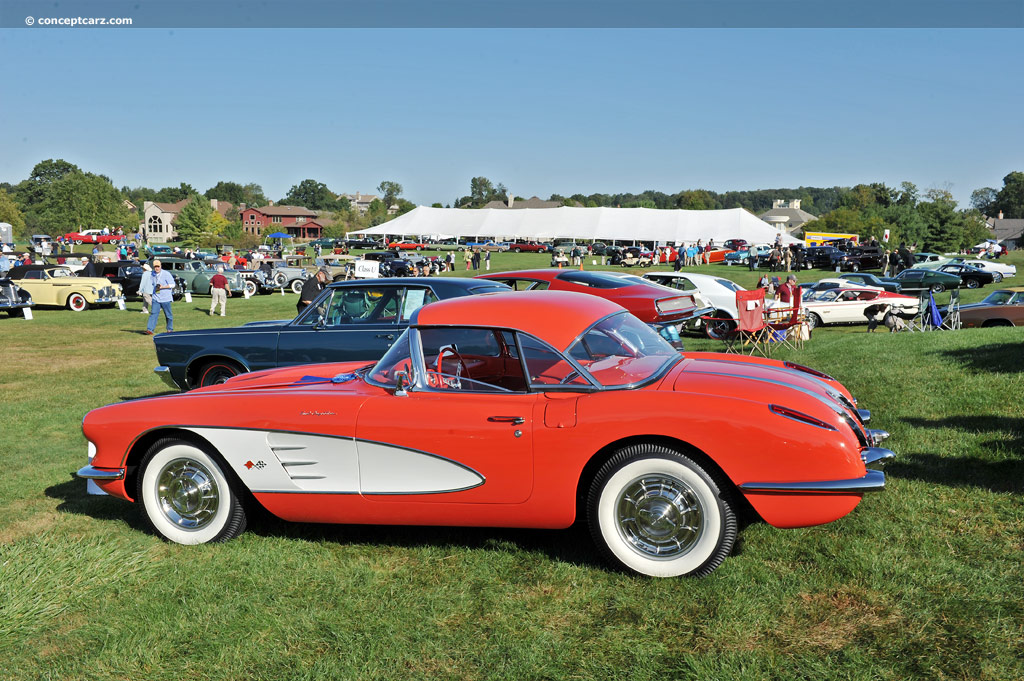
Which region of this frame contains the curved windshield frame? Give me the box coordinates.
[566,312,680,388]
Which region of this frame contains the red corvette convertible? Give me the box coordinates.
[78,291,891,577]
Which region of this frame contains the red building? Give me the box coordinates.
[240,205,323,239]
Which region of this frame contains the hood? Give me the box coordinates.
[193,360,376,394]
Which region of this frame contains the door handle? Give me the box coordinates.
[487,416,525,425]
[376,333,395,340]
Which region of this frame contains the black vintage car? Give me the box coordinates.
[802,246,846,270]
[361,251,414,277]
[93,260,186,300]
[342,237,382,250]
[0,275,34,316]
[153,277,512,390]
[834,246,886,272]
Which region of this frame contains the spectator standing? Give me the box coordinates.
[784,246,793,272]
[139,264,154,315]
[485,250,491,271]
[209,265,230,317]
[472,249,482,271]
[747,247,757,271]
[882,250,892,276]
[446,251,455,271]
[145,260,176,335]
[297,268,329,315]
[897,242,913,272]
[464,249,472,271]
[703,241,712,265]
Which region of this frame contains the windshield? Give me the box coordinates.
[809,289,841,302]
[981,290,1015,305]
[566,312,678,387]
[367,329,413,387]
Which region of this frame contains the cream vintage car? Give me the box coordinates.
[6,264,123,311]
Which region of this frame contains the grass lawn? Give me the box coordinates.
[1,252,1022,680]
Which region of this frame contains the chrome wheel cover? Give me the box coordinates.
[156,458,220,530]
[616,474,704,559]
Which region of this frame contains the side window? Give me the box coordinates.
[400,287,438,322]
[520,334,588,388]
[418,327,526,393]
[527,280,549,291]
[294,291,334,326]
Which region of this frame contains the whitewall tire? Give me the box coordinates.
[137,439,247,545]
[587,444,736,577]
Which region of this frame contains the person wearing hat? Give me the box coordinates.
[139,263,154,314]
[297,267,329,315]
[145,259,176,335]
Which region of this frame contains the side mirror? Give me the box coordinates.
[314,314,327,330]
[394,370,409,396]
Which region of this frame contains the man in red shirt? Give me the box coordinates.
[209,265,231,316]
[778,274,799,306]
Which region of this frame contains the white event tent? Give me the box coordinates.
[349,206,802,246]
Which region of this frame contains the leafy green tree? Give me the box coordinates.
[367,199,388,226]
[283,179,340,211]
[14,158,83,208]
[153,183,198,203]
[431,202,443,208]
[970,187,997,215]
[205,181,268,208]
[33,172,135,234]
[395,198,416,215]
[0,189,27,237]
[992,171,1024,218]
[377,181,403,208]
[175,195,215,248]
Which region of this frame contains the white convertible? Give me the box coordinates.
[802,286,920,329]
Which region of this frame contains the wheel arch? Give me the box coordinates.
[184,353,251,389]
[574,434,754,525]
[123,427,263,512]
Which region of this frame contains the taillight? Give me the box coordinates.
[655,296,694,315]
[769,404,837,431]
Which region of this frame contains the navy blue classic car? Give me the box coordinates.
[153,277,512,390]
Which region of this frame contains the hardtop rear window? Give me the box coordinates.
[556,271,630,289]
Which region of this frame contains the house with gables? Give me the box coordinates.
[240,205,323,239]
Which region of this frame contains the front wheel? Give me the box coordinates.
[291,279,304,294]
[273,272,287,287]
[67,292,89,312]
[806,312,822,330]
[243,280,258,297]
[851,263,860,272]
[137,438,247,544]
[930,283,946,294]
[587,444,737,577]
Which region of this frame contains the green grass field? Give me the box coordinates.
[2,253,1022,680]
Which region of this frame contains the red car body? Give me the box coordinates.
[63,230,123,245]
[510,241,550,253]
[388,241,428,251]
[476,269,710,329]
[79,291,890,577]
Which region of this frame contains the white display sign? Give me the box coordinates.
[354,259,380,278]
[117,298,126,310]
[23,307,33,320]
[184,292,193,303]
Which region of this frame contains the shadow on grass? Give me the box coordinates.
[888,415,1024,493]
[45,476,616,571]
[935,341,1024,374]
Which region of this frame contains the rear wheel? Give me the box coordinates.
[513,247,522,253]
[67,293,89,312]
[930,283,946,294]
[993,272,1003,283]
[291,279,304,294]
[965,278,980,289]
[587,443,737,577]
[195,360,242,388]
[704,312,736,340]
[806,312,822,330]
[137,438,247,544]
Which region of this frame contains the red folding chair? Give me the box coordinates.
[765,290,805,351]
[729,288,772,356]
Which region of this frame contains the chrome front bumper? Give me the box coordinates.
[154,365,181,390]
[76,465,125,481]
[739,469,886,494]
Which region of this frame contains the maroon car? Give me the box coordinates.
[509,240,551,253]
[476,269,713,347]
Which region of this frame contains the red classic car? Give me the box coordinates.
[63,229,124,245]
[388,240,428,251]
[78,291,891,577]
[476,269,713,346]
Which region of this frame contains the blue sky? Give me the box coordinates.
[1,29,1021,207]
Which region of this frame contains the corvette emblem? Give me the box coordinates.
[244,460,266,470]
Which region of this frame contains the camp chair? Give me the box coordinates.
[765,293,805,351]
[940,289,962,330]
[729,288,773,356]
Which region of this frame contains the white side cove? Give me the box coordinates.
[186,428,484,495]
